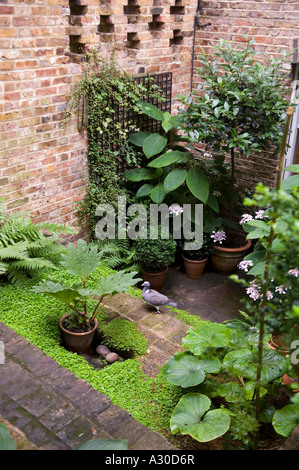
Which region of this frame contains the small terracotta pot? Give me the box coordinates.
[142,267,168,292]
[59,313,98,354]
[211,236,251,273]
[182,255,208,280]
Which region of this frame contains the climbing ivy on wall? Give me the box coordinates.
[64,47,165,238]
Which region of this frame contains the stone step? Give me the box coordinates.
[0,322,174,450]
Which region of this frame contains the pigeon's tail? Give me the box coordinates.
[167,301,184,309]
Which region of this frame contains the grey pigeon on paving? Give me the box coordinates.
[141,281,184,313]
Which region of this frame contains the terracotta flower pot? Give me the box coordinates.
[211,235,251,273]
[142,267,168,292]
[182,255,208,280]
[59,313,98,354]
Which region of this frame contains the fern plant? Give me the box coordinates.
[97,238,141,273]
[0,204,75,286]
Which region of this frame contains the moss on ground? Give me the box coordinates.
[98,317,148,357]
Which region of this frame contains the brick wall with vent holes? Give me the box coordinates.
[0,0,298,234]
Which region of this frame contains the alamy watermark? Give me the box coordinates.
[0,341,4,365]
[94,196,203,250]
[291,340,299,366]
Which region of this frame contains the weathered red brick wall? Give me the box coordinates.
[0,0,197,234]
[1,0,298,231]
[194,0,299,191]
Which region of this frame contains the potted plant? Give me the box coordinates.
[177,38,290,272]
[134,228,176,291]
[32,239,140,353]
[210,226,252,273]
[180,232,214,279]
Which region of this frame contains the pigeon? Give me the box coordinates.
[141,281,184,313]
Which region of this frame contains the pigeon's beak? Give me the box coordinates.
[141,282,145,287]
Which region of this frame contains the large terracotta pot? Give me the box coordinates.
[211,235,251,273]
[59,313,98,354]
[182,255,208,280]
[142,267,168,292]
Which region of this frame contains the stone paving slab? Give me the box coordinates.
[0,321,175,450]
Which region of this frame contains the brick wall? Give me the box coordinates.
[1,0,298,232]
[0,0,196,235]
[194,0,299,190]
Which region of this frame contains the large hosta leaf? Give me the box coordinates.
[137,101,164,121]
[164,168,187,193]
[143,133,167,158]
[129,131,151,147]
[150,182,167,204]
[148,150,190,168]
[222,347,289,382]
[272,405,299,437]
[281,174,299,190]
[136,183,154,199]
[124,167,157,182]
[182,323,229,355]
[186,167,209,203]
[170,393,230,442]
[162,351,221,388]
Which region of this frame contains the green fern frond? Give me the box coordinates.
[35,222,76,235]
[0,261,9,274]
[10,258,56,271]
[6,267,30,287]
[0,242,29,260]
[0,207,76,286]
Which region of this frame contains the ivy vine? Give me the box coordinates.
[64,47,165,238]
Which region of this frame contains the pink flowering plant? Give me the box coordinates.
[237,181,299,338]
[229,115,299,441]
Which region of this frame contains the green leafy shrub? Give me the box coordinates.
[98,317,147,358]
[177,38,291,241]
[134,229,176,273]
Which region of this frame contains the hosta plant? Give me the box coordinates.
[32,239,141,332]
[162,321,293,447]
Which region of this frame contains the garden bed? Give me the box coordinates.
[0,262,295,451]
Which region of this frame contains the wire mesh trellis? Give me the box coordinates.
[97,72,173,176]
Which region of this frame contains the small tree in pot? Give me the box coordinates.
[177,38,291,246]
[32,239,140,353]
